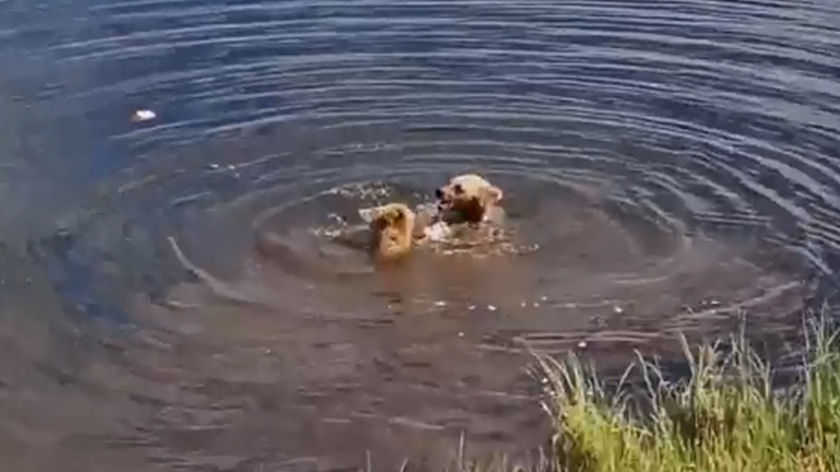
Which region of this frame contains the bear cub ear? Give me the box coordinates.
[390,207,405,221]
[481,185,503,206]
[358,204,407,225]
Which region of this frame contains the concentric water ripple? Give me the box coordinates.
[2,0,840,470]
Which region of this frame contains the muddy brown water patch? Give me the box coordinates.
[111,178,815,470]
[2,0,839,469]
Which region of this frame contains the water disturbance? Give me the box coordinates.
[1,0,839,470]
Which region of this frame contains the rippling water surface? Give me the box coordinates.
[2,0,840,470]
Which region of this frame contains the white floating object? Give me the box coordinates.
[613,306,624,314]
[577,341,587,349]
[487,304,498,311]
[357,207,377,223]
[424,221,452,242]
[131,109,156,122]
[434,300,447,307]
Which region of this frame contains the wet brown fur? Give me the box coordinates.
[363,203,420,261]
[435,174,505,225]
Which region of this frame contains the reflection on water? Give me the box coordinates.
[0,0,839,470]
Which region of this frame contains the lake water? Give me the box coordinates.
[1,0,839,470]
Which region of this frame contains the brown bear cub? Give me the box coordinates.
[435,173,506,226]
[358,202,423,261]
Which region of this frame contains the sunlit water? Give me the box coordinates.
[1,0,840,470]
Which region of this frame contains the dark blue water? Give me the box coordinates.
[1,0,840,470]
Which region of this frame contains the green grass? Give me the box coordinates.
[526,318,840,472]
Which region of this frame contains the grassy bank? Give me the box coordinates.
[532,320,840,472]
[451,319,840,472]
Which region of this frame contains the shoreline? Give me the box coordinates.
[390,315,840,472]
